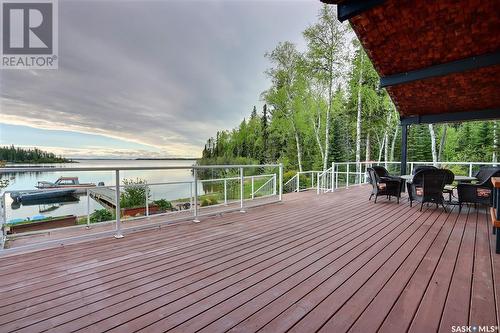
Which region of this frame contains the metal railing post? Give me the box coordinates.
[224,178,228,205]
[145,183,149,217]
[331,162,335,191]
[240,167,245,212]
[346,164,350,188]
[410,162,414,174]
[317,172,321,195]
[296,173,300,192]
[279,164,283,201]
[114,170,123,239]
[311,171,314,189]
[1,192,6,249]
[190,182,193,211]
[469,163,473,177]
[86,189,90,229]
[251,176,255,199]
[193,168,200,222]
[273,173,277,195]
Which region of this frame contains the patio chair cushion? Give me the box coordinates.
[415,186,423,196]
[377,183,387,190]
[477,188,491,198]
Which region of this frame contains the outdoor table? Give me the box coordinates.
[400,175,477,183]
[401,175,477,205]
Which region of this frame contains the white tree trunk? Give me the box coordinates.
[355,53,364,177]
[438,124,447,163]
[323,64,334,170]
[291,118,303,172]
[390,125,399,162]
[312,107,324,162]
[383,111,391,167]
[365,132,371,162]
[378,135,385,163]
[429,124,438,166]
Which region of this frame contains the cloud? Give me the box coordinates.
[0,0,322,158]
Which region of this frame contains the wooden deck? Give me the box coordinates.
[0,186,498,333]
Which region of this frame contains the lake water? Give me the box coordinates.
[1,159,199,222]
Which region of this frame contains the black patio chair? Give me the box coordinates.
[367,167,402,203]
[442,169,455,202]
[406,165,438,196]
[372,165,405,193]
[408,168,448,212]
[457,166,500,211]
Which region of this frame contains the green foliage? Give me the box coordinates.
[201,196,219,207]
[198,6,498,170]
[0,145,71,163]
[90,209,113,223]
[153,199,173,211]
[120,178,150,208]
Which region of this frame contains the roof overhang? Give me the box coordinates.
[321,0,500,122]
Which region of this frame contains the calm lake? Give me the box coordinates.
[2,159,199,222]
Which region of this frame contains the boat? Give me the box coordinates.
[36,177,96,194]
[10,188,77,202]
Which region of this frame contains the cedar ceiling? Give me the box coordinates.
[322,0,500,118]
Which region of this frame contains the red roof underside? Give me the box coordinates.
[332,0,500,118]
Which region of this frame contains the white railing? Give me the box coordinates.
[0,163,283,252]
[317,161,499,193]
[283,171,322,193]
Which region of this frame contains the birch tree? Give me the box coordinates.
[429,124,438,166]
[264,42,305,171]
[438,124,447,162]
[355,51,364,176]
[303,5,349,170]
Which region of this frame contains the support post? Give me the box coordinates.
[273,173,277,195]
[401,124,408,175]
[193,169,200,222]
[331,162,335,191]
[279,164,283,201]
[114,170,123,239]
[296,173,300,192]
[317,172,321,195]
[190,182,193,210]
[251,176,255,199]
[311,171,314,189]
[346,164,350,188]
[469,163,473,177]
[1,193,6,249]
[240,167,245,212]
[86,189,90,229]
[145,183,149,217]
[224,178,227,205]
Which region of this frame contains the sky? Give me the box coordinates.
[0,0,323,159]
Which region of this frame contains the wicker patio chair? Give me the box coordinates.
[367,167,402,204]
[408,168,448,212]
[457,166,500,211]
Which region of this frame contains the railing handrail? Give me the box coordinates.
[0,164,280,173]
[333,161,498,166]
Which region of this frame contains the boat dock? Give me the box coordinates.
[88,187,116,209]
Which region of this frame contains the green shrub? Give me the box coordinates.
[283,170,297,184]
[120,178,150,208]
[90,209,113,223]
[153,199,173,211]
[201,196,219,207]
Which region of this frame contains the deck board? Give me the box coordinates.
[0,186,498,333]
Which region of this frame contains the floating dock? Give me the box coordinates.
[88,188,116,209]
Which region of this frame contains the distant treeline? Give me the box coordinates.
[0,145,71,163]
